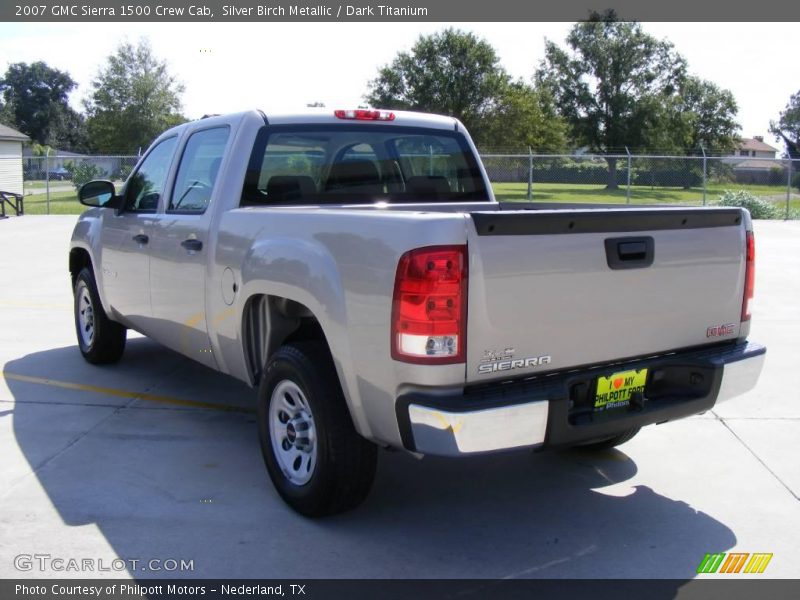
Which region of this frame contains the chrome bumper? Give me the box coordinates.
[715,349,766,404]
[398,341,766,457]
[408,401,549,456]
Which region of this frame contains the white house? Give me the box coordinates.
[0,124,29,195]
[736,136,780,159]
[721,136,787,185]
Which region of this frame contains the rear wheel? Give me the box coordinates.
[257,342,377,517]
[576,428,640,451]
[74,267,126,364]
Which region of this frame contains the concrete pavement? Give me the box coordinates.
[0,216,797,580]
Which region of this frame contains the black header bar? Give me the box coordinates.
[2,579,800,600]
[4,0,800,22]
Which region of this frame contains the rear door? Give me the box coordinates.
[100,136,178,326]
[465,208,747,384]
[148,125,230,368]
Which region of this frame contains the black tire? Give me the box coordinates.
[257,342,377,517]
[73,267,126,364]
[576,428,640,451]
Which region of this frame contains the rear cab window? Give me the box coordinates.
[241,125,488,206]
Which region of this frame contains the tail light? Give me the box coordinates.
[391,245,467,364]
[334,109,395,121]
[741,230,755,321]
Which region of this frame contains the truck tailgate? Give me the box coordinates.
[465,208,747,384]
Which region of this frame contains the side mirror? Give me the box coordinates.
[79,180,121,208]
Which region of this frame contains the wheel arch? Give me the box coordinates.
[69,246,93,287]
[241,292,372,441]
[242,293,331,386]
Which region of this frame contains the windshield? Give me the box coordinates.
[242,125,489,205]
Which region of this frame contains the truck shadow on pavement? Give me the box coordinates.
[4,338,736,583]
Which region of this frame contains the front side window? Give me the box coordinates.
[169,126,230,213]
[124,137,178,212]
[242,125,488,206]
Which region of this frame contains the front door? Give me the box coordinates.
[100,136,178,330]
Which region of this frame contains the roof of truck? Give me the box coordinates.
[264,108,459,130]
[155,109,463,147]
[218,108,460,130]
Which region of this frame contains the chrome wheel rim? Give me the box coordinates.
[77,282,95,348]
[269,380,317,486]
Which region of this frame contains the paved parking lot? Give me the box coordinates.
[0,216,798,580]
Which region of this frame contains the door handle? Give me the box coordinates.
[132,234,149,245]
[181,239,203,252]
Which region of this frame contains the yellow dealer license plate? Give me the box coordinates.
[594,368,648,410]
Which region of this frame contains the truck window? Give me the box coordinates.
[124,136,178,212]
[169,126,230,214]
[241,125,488,206]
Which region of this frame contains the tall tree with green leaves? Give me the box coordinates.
[770,91,800,159]
[536,12,688,187]
[643,76,739,156]
[0,98,13,127]
[0,61,87,150]
[84,39,186,154]
[674,77,739,154]
[632,76,740,189]
[365,28,509,143]
[481,82,568,151]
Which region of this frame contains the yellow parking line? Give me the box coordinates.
[0,372,255,413]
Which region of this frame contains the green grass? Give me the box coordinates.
[493,182,800,215]
[19,191,87,215]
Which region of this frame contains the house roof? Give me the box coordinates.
[738,137,779,153]
[733,159,785,170]
[0,123,29,142]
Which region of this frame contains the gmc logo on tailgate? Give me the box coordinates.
[707,323,735,338]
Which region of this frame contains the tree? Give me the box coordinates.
[673,77,739,155]
[643,76,739,157]
[64,160,105,191]
[365,28,509,143]
[634,76,741,188]
[84,39,186,154]
[0,98,14,126]
[770,91,800,159]
[536,12,688,188]
[480,82,568,151]
[0,61,87,149]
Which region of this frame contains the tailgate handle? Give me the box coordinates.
[605,236,654,270]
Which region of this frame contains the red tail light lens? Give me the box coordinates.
[391,245,467,364]
[334,109,395,121]
[742,230,755,321]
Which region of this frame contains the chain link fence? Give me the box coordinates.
[3,152,798,219]
[482,152,799,219]
[6,154,140,215]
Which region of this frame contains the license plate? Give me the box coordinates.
[594,368,648,410]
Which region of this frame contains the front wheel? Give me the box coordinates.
[257,342,377,517]
[74,267,126,364]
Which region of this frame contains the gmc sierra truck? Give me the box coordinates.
[69,109,766,516]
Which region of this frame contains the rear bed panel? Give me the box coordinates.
[465,208,747,385]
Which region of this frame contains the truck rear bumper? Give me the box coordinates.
[396,341,765,457]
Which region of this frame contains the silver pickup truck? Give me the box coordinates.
[70,109,766,516]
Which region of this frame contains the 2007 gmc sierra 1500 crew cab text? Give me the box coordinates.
[69,109,766,516]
